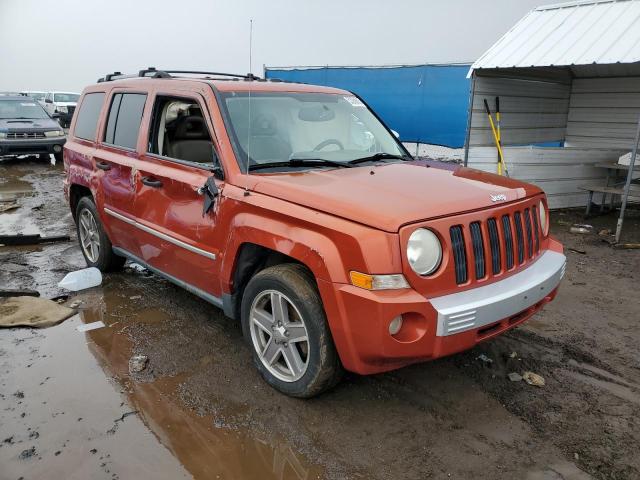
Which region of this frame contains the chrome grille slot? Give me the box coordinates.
[469,222,485,279]
[532,206,540,252]
[487,218,501,274]
[514,212,525,264]
[524,208,533,258]
[502,215,514,269]
[450,225,468,284]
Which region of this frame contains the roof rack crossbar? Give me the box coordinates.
[98,67,263,83]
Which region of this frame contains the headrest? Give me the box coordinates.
[175,115,206,139]
[251,113,277,136]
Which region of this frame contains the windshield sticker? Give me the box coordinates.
[21,103,37,106]
[344,96,365,107]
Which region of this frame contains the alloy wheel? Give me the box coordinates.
[249,290,310,382]
[78,209,100,263]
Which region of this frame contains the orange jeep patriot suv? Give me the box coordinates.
[63,68,565,397]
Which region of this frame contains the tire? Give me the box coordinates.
[54,152,63,163]
[75,196,126,272]
[241,264,342,398]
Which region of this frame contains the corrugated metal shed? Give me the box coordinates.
[469,0,640,75]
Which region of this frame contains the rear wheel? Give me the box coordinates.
[241,264,342,398]
[75,196,125,272]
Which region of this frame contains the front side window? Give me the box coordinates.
[0,99,49,119]
[147,95,215,166]
[74,92,105,141]
[219,92,406,171]
[104,93,147,150]
[54,93,80,103]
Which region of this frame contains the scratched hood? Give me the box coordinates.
[252,160,542,232]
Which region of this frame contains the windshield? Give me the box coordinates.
[0,100,49,119]
[219,92,407,171]
[54,93,79,103]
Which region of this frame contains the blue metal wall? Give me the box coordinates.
[264,64,471,147]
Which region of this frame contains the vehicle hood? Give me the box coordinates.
[0,117,61,131]
[251,160,542,232]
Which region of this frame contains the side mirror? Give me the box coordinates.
[391,130,400,139]
[199,176,219,216]
[45,98,52,104]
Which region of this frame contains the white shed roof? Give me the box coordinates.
[469,0,640,75]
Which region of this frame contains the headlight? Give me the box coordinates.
[539,200,549,236]
[45,130,64,137]
[56,106,68,113]
[0,132,6,139]
[407,228,442,275]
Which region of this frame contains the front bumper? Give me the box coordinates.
[322,249,566,375]
[0,137,66,156]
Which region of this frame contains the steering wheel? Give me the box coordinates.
[313,139,344,151]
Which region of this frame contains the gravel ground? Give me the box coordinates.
[1,157,639,480]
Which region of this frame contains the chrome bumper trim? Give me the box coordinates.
[431,250,566,336]
[104,207,216,260]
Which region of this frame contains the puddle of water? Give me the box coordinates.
[0,316,190,480]
[77,297,325,480]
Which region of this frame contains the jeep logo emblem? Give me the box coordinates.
[490,194,507,202]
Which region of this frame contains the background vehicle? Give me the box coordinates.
[63,69,565,398]
[0,96,66,160]
[43,91,80,128]
[21,91,47,103]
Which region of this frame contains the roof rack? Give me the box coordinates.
[98,67,262,83]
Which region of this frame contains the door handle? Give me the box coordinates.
[95,160,111,171]
[141,176,163,188]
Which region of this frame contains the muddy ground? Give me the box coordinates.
[1,157,639,480]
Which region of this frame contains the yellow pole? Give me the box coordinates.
[484,99,505,175]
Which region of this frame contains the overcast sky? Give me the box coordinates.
[1,0,548,92]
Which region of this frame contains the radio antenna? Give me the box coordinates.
[245,18,253,187]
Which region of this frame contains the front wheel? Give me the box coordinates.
[241,264,342,398]
[75,196,125,272]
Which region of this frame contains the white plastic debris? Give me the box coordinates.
[76,321,105,332]
[508,372,523,382]
[58,267,102,291]
[128,355,149,374]
[477,354,493,364]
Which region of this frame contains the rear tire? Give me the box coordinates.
[75,196,125,272]
[241,264,342,398]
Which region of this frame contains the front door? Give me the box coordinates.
[132,91,226,299]
[94,91,148,257]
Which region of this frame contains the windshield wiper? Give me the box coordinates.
[348,152,411,165]
[248,158,353,172]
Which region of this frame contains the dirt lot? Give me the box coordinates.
[1,157,639,480]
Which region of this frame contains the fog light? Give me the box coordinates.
[388,316,403,335]
[53,145,62,153]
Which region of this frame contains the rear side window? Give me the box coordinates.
[104,93,146,149]
[74,92,105,141]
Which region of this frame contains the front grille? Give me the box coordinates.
[450,225,467,284]
[6,131,45,139]
[448,203,542,285]
[67,105,76,117]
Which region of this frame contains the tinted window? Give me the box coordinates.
[74,92,105,141]
[104,93,146,149]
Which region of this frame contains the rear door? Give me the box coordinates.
[132,88,226,299]
[94,90,148,257]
